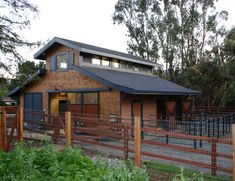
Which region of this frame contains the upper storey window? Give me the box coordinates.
[92,56,101,65]
[56,54,68,70]
[81,53,153,74]
[101,57,110,66]
[112,59,119,68]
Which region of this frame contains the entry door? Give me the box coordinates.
[131,101,143,137]
[157,100,166,120]
[59,100,68,116]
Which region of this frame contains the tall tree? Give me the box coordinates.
[0,0,40,72]
[113,0,228,81]
[8,60,45,90]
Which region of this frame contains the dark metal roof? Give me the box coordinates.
[6,69,46,97]
[7,66,201,97]
[73,66,201,95]
[34,37,160,67]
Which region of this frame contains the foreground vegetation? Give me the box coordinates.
[146,161,232,181]
[0,143,233,181]
[0,143,149,181]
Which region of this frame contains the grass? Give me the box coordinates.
[146,161,232,181]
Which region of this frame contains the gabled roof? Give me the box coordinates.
[6,69,46,97]
[73,65,201,95]
[34,37,160,67]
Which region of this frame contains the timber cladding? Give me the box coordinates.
[45,44,80,70]
[20,70,121,117]
[20,44,121,117]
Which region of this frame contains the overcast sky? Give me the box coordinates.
[19,0,235,63]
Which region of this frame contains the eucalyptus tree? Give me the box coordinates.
[113,0,228,81]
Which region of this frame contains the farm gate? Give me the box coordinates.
[0,106,23,152]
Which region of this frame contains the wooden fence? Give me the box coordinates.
[1,109,235,178]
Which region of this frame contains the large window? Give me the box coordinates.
[66,92,98,105]
[67,93,81,104]
[83,92,98,104]
[56,54,68,70]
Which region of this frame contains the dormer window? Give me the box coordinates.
[57,54,68,70]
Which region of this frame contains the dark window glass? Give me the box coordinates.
[127,62,134,71]
[120,61,127,69]
[83,56,92,64]
[83,92,98,104]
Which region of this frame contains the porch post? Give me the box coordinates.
[65,111,72,146]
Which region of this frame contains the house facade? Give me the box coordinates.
[7,37,200,124]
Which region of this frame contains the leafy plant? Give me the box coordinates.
[0,143,149,181]
[173,167,204,181]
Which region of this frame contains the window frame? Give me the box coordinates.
[56,53,69,71]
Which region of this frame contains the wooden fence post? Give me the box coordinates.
[123,124,128,159]
[0,107,5,151]
[211,138,217,176]
[134,117,141,167]
[232,124,235,181]
[53,117,59,144]
[65,112,72,146]
[1,107,6,152]
[17,107,24,142]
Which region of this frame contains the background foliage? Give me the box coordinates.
[113,0,235,107]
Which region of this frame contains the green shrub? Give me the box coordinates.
[173,167,204,181]
[0,143,149,181]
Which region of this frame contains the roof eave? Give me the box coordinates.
[132,90,202,96]
[6,69,46,97]
[33,37,81,60]
[34,37,160,67]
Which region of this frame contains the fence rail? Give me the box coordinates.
[1,108,235,178]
